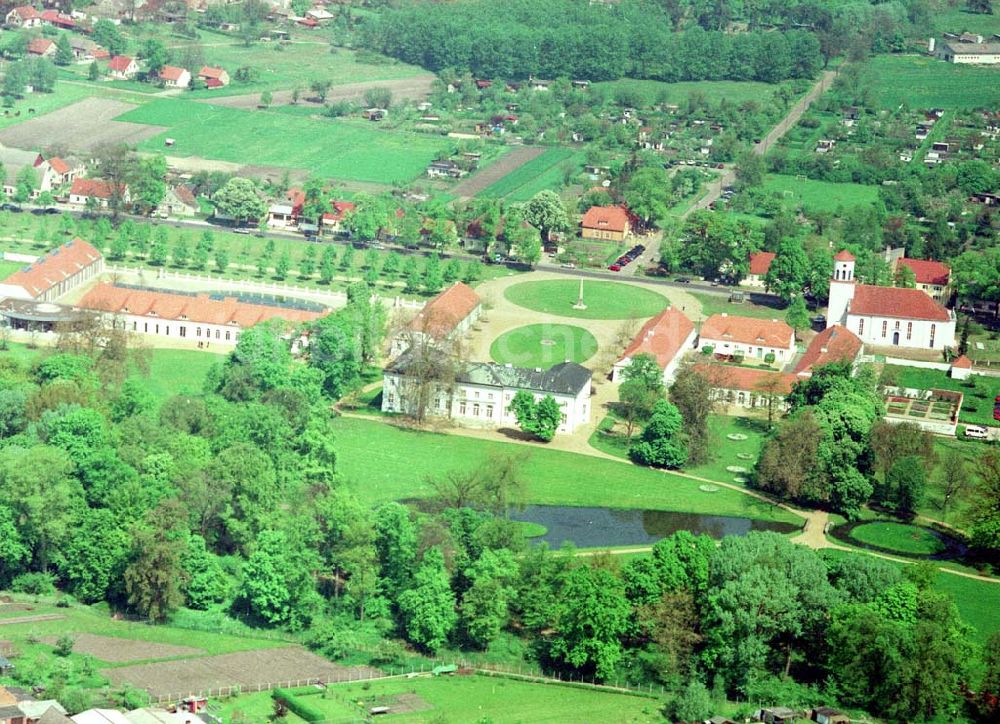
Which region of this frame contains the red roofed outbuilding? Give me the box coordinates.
[581,205,631,242]
[792,325,863,378]
[950,354,973,380]
[699,313,796,363]
[197,66,229,86]
[612,307,696,384]
[745,251,775,288]
[0,238,103,302]
[27,38,55,57]
[695,362,797,411]
[389,282,482,357]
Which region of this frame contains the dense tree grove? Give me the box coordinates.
[362,0,821,83]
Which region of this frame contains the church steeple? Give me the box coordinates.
[827,250,857,328]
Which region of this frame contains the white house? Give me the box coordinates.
[827,250,956,351]
[79,283,326,346]
[939,41,1000,64]
[0,238,104,302]
[34,155,85,192]
[698,314,796,362]
[612,306,695,384]
[5,6,41,27]
[382,357,592,434]
[389,282,481,358]
[107,55,138,80]
[743,251,775,288]
[69,178,129,208]
[158,65,191,89]
[695,363,795,412]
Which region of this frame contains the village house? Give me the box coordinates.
[266,188,305,230]
[699,314,796,363]
[0,238,103,302]
[950,354,973,380]
[79,283,325,346]
[580,205,631,242]
[389,282,481,358]
[939,41,1000,64]
[4,6,40,27]
[827,250,956,351]
[697,363,796,412]
[69,178,129,208]
[158,65,190,89]
[426,160,465,179]
[791,324,863,379]
[0,146,44,200]
[69,37,108,61]
[107,55,138,80]
[156,184,198,217]
[612,306,696,385]
[197,66,230,88]
[304,6,333,21]
[27,38,55,58]
[39,9,75,29]
[320,200,355,234]
[33,155,85,192]
[382,356,592,434]
[895,257,951,301]
[744,251,775,288]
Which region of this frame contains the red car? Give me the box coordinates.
[608,264,621,272]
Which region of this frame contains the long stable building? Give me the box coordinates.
[0,239,103,302]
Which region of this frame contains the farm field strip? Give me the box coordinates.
[477,147,577,199]
[865,55,1000,110]
[450,146,544,198]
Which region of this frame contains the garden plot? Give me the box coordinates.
[103,645,381,698]
[0,98,166,153]
[41,633,202,663]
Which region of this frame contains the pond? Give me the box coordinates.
[508,505,801,549]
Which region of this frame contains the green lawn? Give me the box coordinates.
[761,174,880,214]
[0,83,94,130]
[690,291,788,321]
[286,674,661,723]
[141,348,226,402]
[592,78,802,106]
[849,521,946,556]
[489,324,597,368]
[478,148,579,200]
[117,99,450,183]
[865,55,1000,110]
[933,6,1000,39]
[330,416,799,524]
[218,691,308,723]
[883,364,1000,427]
[503,280,668,320]
[0,259,26,278]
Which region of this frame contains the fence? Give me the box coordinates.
[105,266,424,311]
[2,251,37,264]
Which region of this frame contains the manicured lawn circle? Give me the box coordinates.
[490,324,598,368]
[849,522,947,556]
[503,280,668,320]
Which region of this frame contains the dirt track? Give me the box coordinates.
[450,146,546,199]
[200,75,436,110]
[0,98,165,153]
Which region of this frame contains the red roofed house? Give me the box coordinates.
[158,65,191,89]
[896,257,951,302]
[33,154,84,192]
[39,9,76,28]
[267,188,305,230]
[695,362,797,412]
[157,184,199,217]
[79,282,326,345]
[699,313,796,363]
[828,250,955,351]
[0,238,103,302]
[389,282,481,357]
[581,205,631,242]
[612,307,696,384]
[744,251,775,288]
[107,55,138,80]
[69,178,130,208]
[197,66,230,87]
[950,354,973,380]
[792,324,863,379]
[27,38,55,57]
[5,6,41,27]
[321,200,355,234]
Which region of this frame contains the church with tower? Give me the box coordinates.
[826,250,955,351]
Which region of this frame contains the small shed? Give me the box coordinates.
[950,354,973,380]
[0,654,14,674]
[813,706,850,724]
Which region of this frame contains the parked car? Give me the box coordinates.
[608,264,621,272]
[674,277,691,283]
[812,314,827,326]
[43,207,61,214]
[233,227,250,235]
[965,425,989,439]
[1,203,22,213]
[560,262,575,269]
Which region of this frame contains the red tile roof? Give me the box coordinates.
[617,307,694,369]
[79,283,326,328]
[9,6,39,20]
[322,200,355,223]
[849,285,951,322]
[793,325,862,376]
[581,205,630,233]
[70,178,120,200]
[699,314,794,349]
[158,65,187,82]
[48,157,71,175]
[172,184,197,207]
[898,258,950,286]
[2,238,101,298]
[695,363,796,395]
[108,55,134,72]
[27,38,53,55]
[40,9,74,25]
[951,354,972,369]
[198,66,227,80]
[408,282,480,339]
[204,78,223,88]
[834,250,856,261]
[748,251,775,276]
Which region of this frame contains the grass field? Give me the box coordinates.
[504,280,668,320]
[117,99,449,183]
[690,291,788,321]
[282,674,661,723]
[592,78,801,106]
[141,348,225,402]
[883,364,1000,427]
[761,174,880,214]
[330,416,798,523]
[478,148,582,201]
[489,324,598,368]
[865,55,1000,110]
[0,259,26,278]
[849,521,946,556]
[933,6,1000,38]
[0,83,94,130]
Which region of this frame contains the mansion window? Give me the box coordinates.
[387,393,394,406]
[486,405,494,418]
[459,403,467,415]
[473,403,480,417]
[180,327,186,338]
[930,324,936,348]
[196,327,202,337]
[881,321,887,338]
[474,390,480,399]
[858,319,864,336]
[907,322,912,340]
[225,331,231,341]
